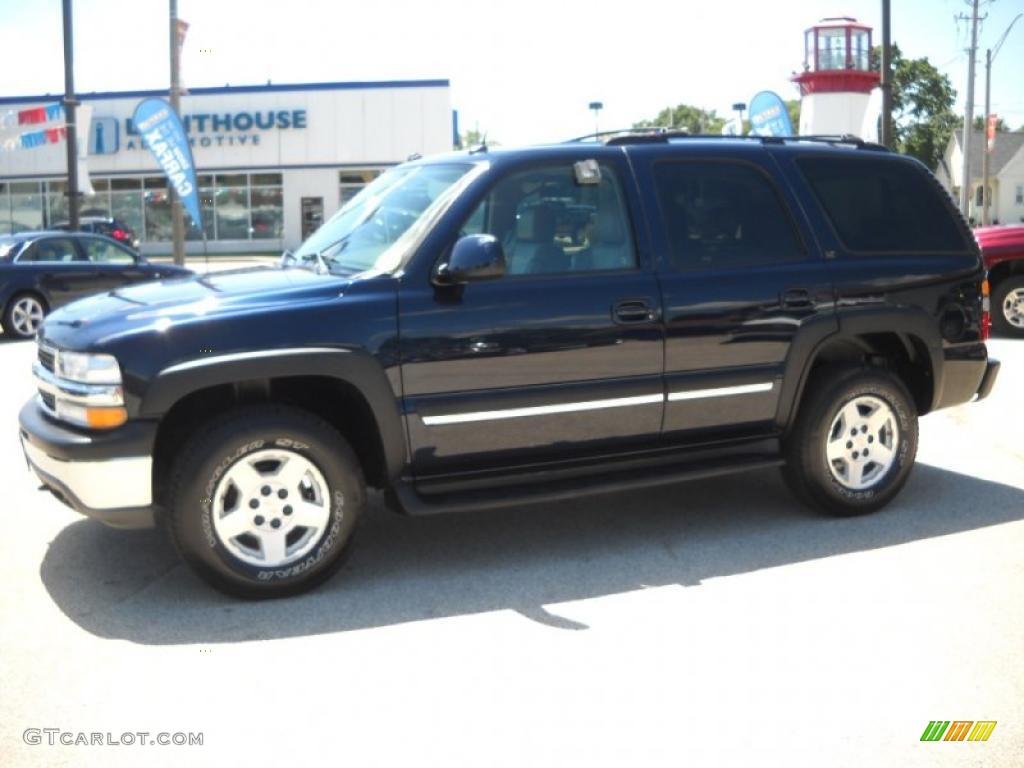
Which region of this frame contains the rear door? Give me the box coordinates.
[398,154,665,475]
[631,146,836,442]
[79,236,149,292]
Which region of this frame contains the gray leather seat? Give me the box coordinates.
[506,205,567,275]
[574,210,633,271]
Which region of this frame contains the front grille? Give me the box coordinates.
[38,343,56,373]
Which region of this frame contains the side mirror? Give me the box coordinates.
[434,234,506,285]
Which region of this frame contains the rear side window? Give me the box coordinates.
[797,157,969,253]
[653,161,805,271]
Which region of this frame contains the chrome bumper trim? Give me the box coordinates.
[22,438,152,510]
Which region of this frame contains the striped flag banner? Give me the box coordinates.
[0,103,65,132]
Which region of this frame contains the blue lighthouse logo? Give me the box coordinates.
[89,117,119,155]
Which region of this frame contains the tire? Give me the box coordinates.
[165,405,365,598]
[992,275,1024,338]
[782,366,918,516]
[3,292,47,339]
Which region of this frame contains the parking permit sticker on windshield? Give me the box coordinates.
[574,159,601,185]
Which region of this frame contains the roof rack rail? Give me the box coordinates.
[564,128,889,151]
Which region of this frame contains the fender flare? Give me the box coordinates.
[140,347,407,480]
[776,306,944,430]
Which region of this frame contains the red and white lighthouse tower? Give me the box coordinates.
[792,17,881,137]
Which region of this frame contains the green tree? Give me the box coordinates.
[459,127,494,149]
[633,104,727,134]
[970,115,1008,132]
[785,99,801,133]
[872,43,957,169]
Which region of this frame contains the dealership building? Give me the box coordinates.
[0,79,454,254]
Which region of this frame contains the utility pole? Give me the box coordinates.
[880,0,893,148]
[61,0,79,230]
[982,13,1023,226]
[958,0,982,220]
[169,0,185,266]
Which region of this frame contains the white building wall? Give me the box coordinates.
[281,169,340,249]
[997,148,1024,224]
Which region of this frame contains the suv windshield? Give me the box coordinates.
[292,162,475,276]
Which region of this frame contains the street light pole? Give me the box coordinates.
[982,12,1023,226]
[61,0,79,231]
[169,0,185,266]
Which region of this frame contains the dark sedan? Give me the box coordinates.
[0,231,191,339]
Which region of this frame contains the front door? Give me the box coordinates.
[399,157,664,475]
[20,236,102,308]
[632,149,836,442]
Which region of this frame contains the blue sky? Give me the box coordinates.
[1,0,1022,144]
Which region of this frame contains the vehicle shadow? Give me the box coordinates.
[39,463,1024,644]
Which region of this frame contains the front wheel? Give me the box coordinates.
[782,367,918,516]
[165,406,364,598]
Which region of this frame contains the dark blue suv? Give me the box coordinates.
[18,133,1000,597]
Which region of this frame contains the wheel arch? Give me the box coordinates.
[778,308,943,433]
[145,349,407,500]
[986,258,1024,290]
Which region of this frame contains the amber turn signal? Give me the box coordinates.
[85,407,128,429]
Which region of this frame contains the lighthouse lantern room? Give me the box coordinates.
[792,17,881,138]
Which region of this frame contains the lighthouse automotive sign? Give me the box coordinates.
[132,97,203,229]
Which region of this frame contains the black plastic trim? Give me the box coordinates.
[18,398,157,462]
[142,347,408,480]
[975,359,1000,401]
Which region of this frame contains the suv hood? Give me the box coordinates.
[42,266,352,347]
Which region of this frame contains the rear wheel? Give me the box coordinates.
[165,405,364,598]
[992,276,1024,337]
[3,292,47,339]
[783,366,918,516]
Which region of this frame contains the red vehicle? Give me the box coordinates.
[976,225,1024,336]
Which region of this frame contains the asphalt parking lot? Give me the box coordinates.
[0,335,1021,767]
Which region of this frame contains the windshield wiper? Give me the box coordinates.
[283,249,330,274]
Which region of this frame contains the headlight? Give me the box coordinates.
[56,351,122,384]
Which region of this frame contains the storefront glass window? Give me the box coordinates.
[0,183,9,234]
[339,169,383,208]
[215,173,250,239]
[144,177,172,241]
[46,180,68,226]
[10,181,44,232]
[81,178,111,218]
[110,178,144,238]
[251,187,283,239]
[187,176,216,241]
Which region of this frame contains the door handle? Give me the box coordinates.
[781,289,813,309]
[613,300,656,324]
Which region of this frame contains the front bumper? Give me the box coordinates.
[18,399,157,529]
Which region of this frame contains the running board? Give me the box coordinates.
[392,454,784,516]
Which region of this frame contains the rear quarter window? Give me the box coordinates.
[797,156,970,253]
